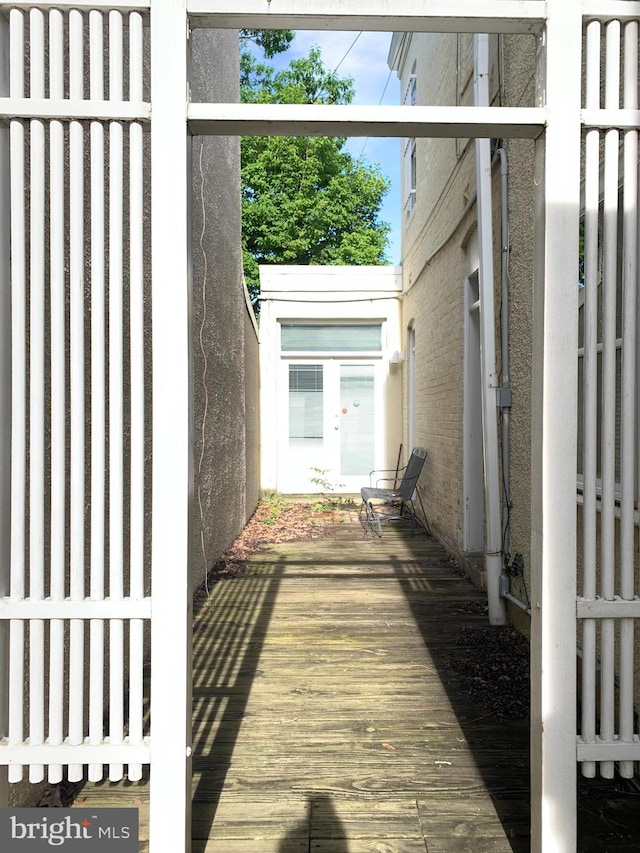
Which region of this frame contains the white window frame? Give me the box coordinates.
[403,68,417,216]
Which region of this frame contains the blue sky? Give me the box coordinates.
[251,30,402,265]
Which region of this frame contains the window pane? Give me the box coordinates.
[340,365,375,476]
[289,365,323,446]
[281,324,382,352]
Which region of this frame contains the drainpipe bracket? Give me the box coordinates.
[499,386,512,408]
[499,573,511,598]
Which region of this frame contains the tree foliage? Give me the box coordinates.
[240,45,391,302]
[239,29,295,59]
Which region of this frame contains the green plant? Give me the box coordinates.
[260,492,287,526]
[309,467,344,494]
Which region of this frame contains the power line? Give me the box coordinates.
[330,31,363,76]
[359,67,394,158]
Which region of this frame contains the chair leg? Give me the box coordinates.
[360,499,381,538]
[373,505,382,537]
[366,501,382,537]
[359,499,369,535]
[415,490,431,536]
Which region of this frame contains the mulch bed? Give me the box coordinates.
[445,624,530,721]
[200,498,356,588]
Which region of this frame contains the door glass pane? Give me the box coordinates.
[289,364,323,449]
[340,365,375,476]
[281,324,382,352]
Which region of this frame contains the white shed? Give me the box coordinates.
[259,266,404,494]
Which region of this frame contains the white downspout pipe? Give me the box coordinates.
[474,34,507,626]
[498,147,512,557]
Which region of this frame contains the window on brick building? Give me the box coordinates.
[403,65,417,216]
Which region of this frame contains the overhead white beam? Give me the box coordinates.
[4,0,638,25]
[188,103,545,139]
[188,0,545,34]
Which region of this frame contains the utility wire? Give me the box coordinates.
[330,31,362,76]
[359,67,394,158]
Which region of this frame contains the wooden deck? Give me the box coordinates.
[189,527,530,853]
[73,518,640,851]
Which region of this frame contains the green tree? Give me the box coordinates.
[240,46,391,303]
[239,29,295,59]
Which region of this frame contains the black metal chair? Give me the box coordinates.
[360,447,431,537]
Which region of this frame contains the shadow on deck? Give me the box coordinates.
[74,515,640,852]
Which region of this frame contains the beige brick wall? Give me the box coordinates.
[396,32,537,575]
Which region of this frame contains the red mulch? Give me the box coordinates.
[200,499,354,588]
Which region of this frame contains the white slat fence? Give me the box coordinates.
[0,2,638,853]
[0,1,153,785]
[577,9,640,776]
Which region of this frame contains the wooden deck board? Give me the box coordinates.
[188,525,528,850]
[71,518,640,850]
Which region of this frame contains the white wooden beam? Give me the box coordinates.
[188,0,545,34]
[0,97,150,121]
[149,0,193,850]
[0,1,150,11]
[530,0,583,850]
[577,598,640,619]
[188,103,545,139]
[582,1,640,22]
[0,741,151,765]
[577,739,640,762]
[0,598,152,620]
[581,108,640,130]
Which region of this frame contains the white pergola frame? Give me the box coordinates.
[0,1,638,852]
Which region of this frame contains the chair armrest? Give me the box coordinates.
[368,465,407,487]
[375,476,401,488]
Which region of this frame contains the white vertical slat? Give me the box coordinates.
[109,9,125,783]
[89,8,106,784]
[8,6,26,786]
[48,6,66,786]
[0,8,11,808]
[28,7,46,785]
[599,18,621,781]
[68,8,86,784]
[580,18,601,781]
[618,18,638,781]
[150,0,193,848]
[530,0,582,848]
[128,8,145,784]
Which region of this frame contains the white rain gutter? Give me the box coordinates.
[474,34,507,626]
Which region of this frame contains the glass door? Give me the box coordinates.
[339,364,375,483]
[278,359,379,493]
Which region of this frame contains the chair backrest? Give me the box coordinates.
[397,447,427,500]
